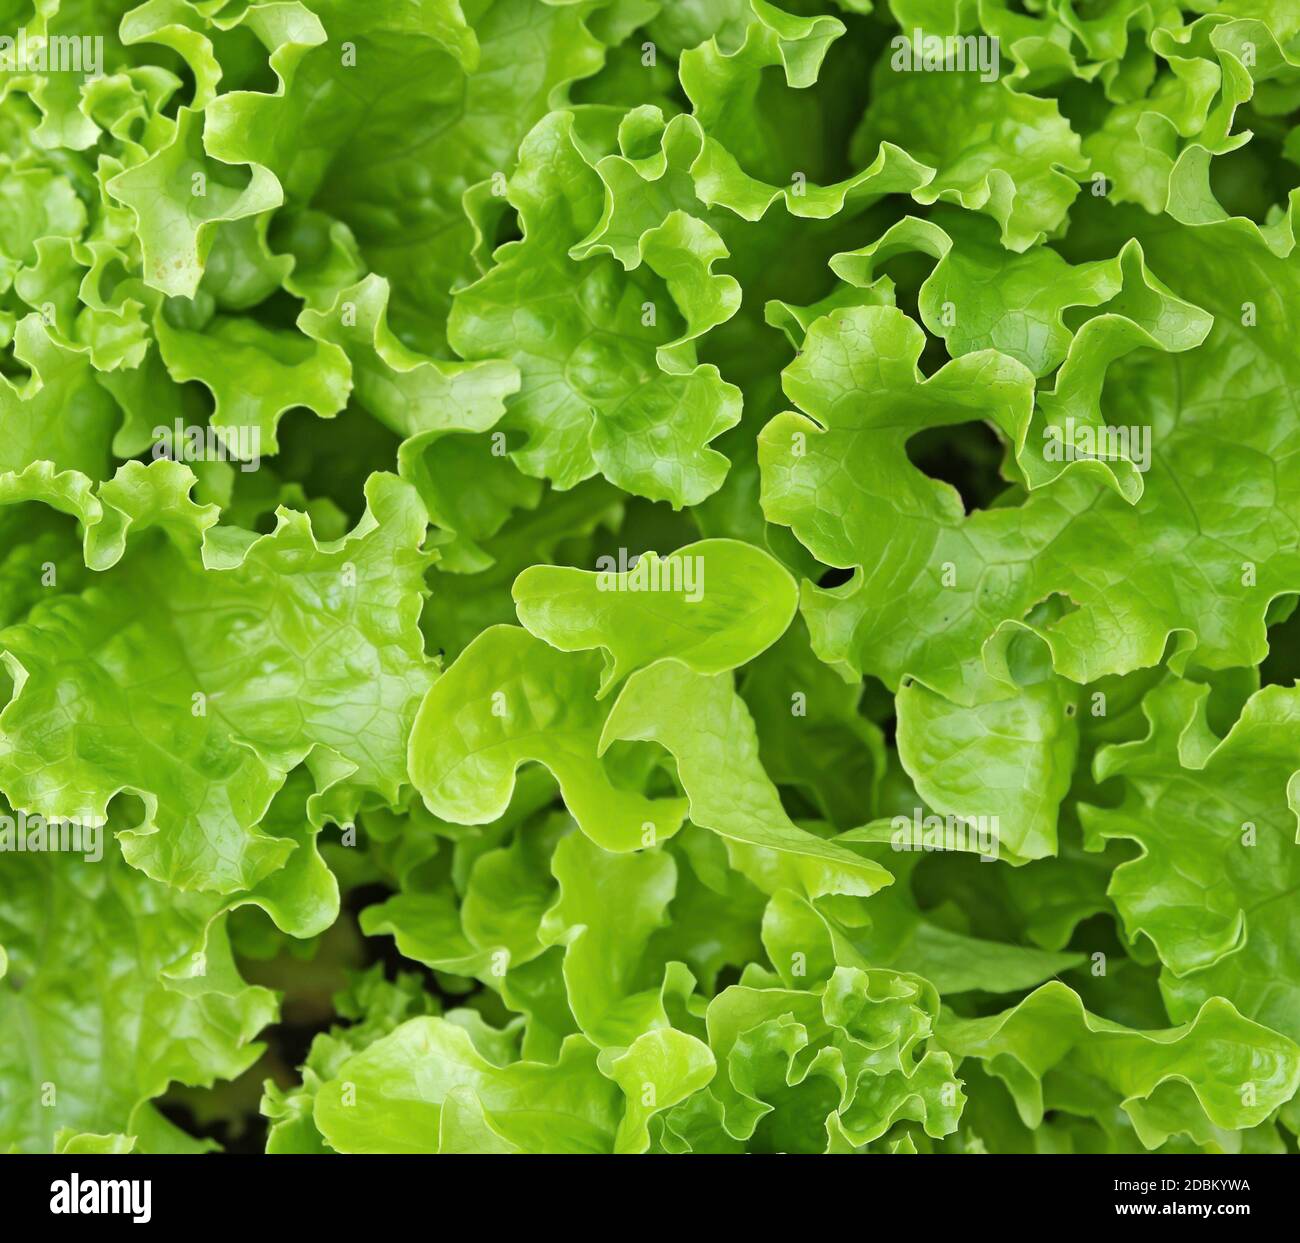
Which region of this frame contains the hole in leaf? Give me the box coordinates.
[1024,592,1080,629]
[905,420,1007,513]
[1261,593,1300,688]
[106,791,147,835]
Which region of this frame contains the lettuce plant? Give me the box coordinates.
[2,0,1300,1156]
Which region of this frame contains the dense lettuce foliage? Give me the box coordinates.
[2,0,1300,1155]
